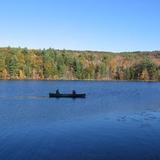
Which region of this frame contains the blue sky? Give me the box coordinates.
[0,0,160,52]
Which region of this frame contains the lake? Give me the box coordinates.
[0,81,160,160]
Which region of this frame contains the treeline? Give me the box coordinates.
[0,47,160,81]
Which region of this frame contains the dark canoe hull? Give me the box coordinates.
[49,93,86,98]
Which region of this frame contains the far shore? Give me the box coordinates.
[0,79,160,83]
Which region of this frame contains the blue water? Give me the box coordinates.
[0,81,160,160]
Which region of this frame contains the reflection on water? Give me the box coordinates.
[0,81,160,160]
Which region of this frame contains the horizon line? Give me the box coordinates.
[0,46,160,54]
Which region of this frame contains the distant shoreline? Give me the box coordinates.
[0,79,160,83]
[1,47,160,81]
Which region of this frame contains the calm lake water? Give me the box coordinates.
[0,81,160,160]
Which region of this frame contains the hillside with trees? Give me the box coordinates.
[0,47,160,81]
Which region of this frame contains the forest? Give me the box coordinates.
[0,47,160,81]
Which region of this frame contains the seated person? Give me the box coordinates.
[56,89,60,95]
[72,90,76,95]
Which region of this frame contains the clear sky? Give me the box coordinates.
[0,0,160,52]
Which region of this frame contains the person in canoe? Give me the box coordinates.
[56,89,60,95]
[72,90,76,95]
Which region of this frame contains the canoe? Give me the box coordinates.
[49,93,86,98]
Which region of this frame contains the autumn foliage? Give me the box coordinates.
[0,47,160,81]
